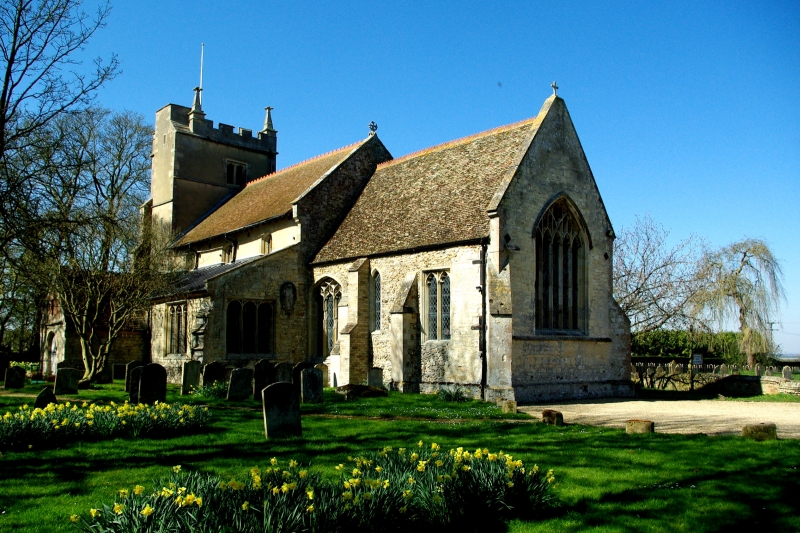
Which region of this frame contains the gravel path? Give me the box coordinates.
[519,399,800,438]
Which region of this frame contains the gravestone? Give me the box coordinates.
[253,359,276,401]
[301,367,323,404]
[765,368,773,377]
[755,364,762,377]
[368,367,384,388]
[202,361,226,387]
[95,365,113,384]
[139,364,167,405]
[181,360,202,395]
[783,366,793,380]
[125,361,144,392]
[4,365,25,389]
[292,362,313,393]
[56,361,72,370]
[262,382,302,439]
[719,364,728,376]
[227,368,254,401]
[113,364,127,380]
[54,368,81,395]
[34,387,57,409]
[314,364,329,388]
[129,366,144,404]
[501,400,517,413]
[274,362,293,384]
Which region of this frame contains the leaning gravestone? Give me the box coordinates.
[765,368,773,377]
[34,388,57,409]
[719,363,728,376]
[301,367,323,404]
[4,365,25,389]
[368,367,384,388]
[125,361,144,392]
[314,363,329,388]
[129,366,144,404]
[274,362,293,384]
[54,368,81,395]
[202,361,226,387]
[253,359,276,401]
[181,360,202,395]
[262,382,301,439]
[292,362,313,393]
[783,366,793,380]
[227,368,254,401]
[139,364,167,405]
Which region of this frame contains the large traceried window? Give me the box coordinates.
[320,280,342,356]
[226,300,274,356]
[424,272,451,341]
[167,302,187,354]
[371,271,381,332]
[534,198,586,333]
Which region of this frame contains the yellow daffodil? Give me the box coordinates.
[89,508,99,518]
[141,505,154,517]
[306,504,314,513]
[70,515,80,523]
[172,465,181,473]
[113,503,124,515]
[241,501,250,511]
[270,457,278,465]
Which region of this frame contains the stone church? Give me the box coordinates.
[144,87,631,401]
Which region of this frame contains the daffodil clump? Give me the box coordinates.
[0,401,211,449]
[71,442,557,532]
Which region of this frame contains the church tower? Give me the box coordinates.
[150,88,278,235]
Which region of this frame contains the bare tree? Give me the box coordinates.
[613,214,705,333]
[694,239,785,366]
[29,108,174,384]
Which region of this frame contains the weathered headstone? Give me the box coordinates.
[765,368,773,377]
[274,362,293,384]
[262,382,301,438]
[292,362,313,393]
[719,363,728,376]
[542,409,563,426]
[742,423,777,441]
[626,420,655,434]
[139,364,167,405]
[95,365,113,384]
[113,364,127,380]
[3,365,25,389]
[129,366,144,404]
[755,364,763,377]
[368,367,384,388]
[253,359,276,401]
[314,363,329,388]
[125,361,144,392]
[783,366,793,380]
[54,368,81,395]
[227,368,254,401]
[202,361,226,387]
[34,387,57,409]
[56,361,72,370]
[501,400,517,413]
[301,367,323,403]
[181,360,202,395]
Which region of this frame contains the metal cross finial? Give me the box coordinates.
[368,121,378,133]
[551,81,558,96]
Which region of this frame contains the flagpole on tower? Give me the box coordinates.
[199,43,204,105]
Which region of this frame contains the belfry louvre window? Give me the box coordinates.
[535,198,586,333]
[371,271,381,332]
[226,300,274,355]
[320,281,341,356]
[226,161,247,186]
[167,303,187,354]
[424,272,451,340]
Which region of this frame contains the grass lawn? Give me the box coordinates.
[1,381,799,532]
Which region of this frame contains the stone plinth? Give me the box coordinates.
[542,409,564,426]
[626,420,655,434]
[742,423,777,441]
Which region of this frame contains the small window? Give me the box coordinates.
[225,160,247,186]
[226,300,274,356]
[222,244,234,263]
[424,271,450,341]
[261,233,272,255]
[167,302,187,354]
[371,271,381,332]
[319,280,342,356]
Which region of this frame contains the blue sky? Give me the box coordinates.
[84,1,799,352]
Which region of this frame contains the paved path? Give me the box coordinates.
[519,399,800,439]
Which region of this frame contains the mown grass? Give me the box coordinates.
[1,381,799,532]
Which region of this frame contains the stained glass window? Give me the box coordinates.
[373,272,381,331]
[441,273,451,340]
[428,274,438,339]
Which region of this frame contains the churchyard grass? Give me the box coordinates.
[1,382,799,532]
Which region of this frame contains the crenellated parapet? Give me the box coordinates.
[164,104,277,154]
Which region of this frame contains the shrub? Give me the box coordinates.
[0,401,212,450]
[70,441,557,532]
[191,380,229,399]
[437,385,469,403]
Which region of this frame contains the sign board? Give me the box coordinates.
[692,353,703,366]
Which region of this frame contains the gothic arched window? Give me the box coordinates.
[534,198,586,333]
[319,280,342,356]
[226,300,274,356]
[371,271,381,332]
[424,271,451,341]
[168,302,187,354]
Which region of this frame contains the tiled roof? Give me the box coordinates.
[176,139,368,246]
[313,116,539,263]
